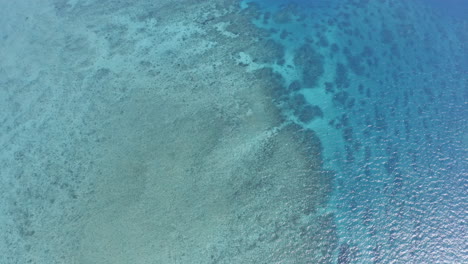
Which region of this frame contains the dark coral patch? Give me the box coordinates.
[335,63,350,88]
[345,145,355,163]
[333,91,350,106]
[294,44,325,88]
[317,34,329,47]
[381,27,394,44]
[338,243,351,264]
[272,4,298,24]
[346,53,366,76]
[358,84,364,94]
[280,30,290,40]
[345,97,355,109]
[291,93,307,107]
[361,46,374,57]
[343,127,353,142]
[296,105,324,123]
[288,80,302,91]
[331,43,339,53]
[325,82,334,93]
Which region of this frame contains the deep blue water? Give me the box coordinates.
[425,0,468,20]
[242,0,467,262]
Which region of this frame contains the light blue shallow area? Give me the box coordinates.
[242,0,467,262]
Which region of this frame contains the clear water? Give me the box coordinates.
[1,0,466,263]
[242,0,468,262]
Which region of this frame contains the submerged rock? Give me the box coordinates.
[296,105,324,123]
[294,44,325,88]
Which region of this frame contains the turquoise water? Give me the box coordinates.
[242,0,467,262]
[1,0,466,262]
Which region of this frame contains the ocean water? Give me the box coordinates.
[0,0,466,263]
[241,0,468,262]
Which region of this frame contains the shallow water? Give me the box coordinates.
[1,0,466,263]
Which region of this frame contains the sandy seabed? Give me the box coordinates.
[0,0,336,263]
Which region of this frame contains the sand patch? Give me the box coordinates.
[0,0,337,263]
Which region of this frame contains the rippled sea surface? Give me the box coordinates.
[1,0,466,263]
[242,0,467,262]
